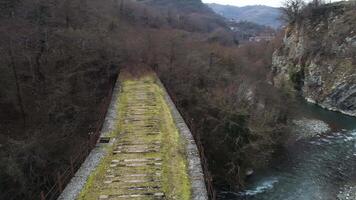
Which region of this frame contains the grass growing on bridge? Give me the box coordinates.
[77,72,191,200]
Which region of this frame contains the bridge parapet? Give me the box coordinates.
[58,71,208,200]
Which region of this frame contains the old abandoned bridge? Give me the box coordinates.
[56,70,208,200]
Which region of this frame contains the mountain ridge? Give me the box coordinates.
[206,3,283,28]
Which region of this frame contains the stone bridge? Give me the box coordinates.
[57,70,208,200]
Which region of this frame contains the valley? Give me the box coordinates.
[0,0,355,199]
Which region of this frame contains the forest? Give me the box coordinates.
[0,0,292,199]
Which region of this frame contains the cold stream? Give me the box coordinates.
[218,100,356,200]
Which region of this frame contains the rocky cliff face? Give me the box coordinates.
[272,2,356,116]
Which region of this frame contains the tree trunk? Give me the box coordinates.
[8,44,26,128]
[34,32,46,83]
[119,0,124,16]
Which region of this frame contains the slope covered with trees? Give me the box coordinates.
[207,3,283,28]
[0,0,289,199]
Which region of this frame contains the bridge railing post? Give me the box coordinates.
[70,157,74,176]
[57,172,63,193]
[40,191,45,200]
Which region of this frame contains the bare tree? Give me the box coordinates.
[0,0,21,18]
[310,0,325,7]
[8,41,26,127]
[281,0,306,24]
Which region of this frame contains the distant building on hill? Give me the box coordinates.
[249,33,275,42]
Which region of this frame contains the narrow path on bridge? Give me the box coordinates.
[78,72,191,200]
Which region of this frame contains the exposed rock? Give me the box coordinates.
[272,2,356,116]
[245,169,254,176]
[291,118,331,140]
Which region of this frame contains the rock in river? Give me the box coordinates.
[291,118,331,140]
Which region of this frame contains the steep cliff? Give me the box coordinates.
[272,2,356,116]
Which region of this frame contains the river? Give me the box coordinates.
[218,100,356,200]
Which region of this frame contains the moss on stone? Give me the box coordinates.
[77,72,191,200]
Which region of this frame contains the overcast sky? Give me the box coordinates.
[201,0,341,7]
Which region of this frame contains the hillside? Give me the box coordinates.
[207,3,283,28]
[229,21,276,42]
[0,0,287,199]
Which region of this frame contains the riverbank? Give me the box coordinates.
[218,99,356,200]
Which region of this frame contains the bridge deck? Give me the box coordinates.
[77,72,192,200]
